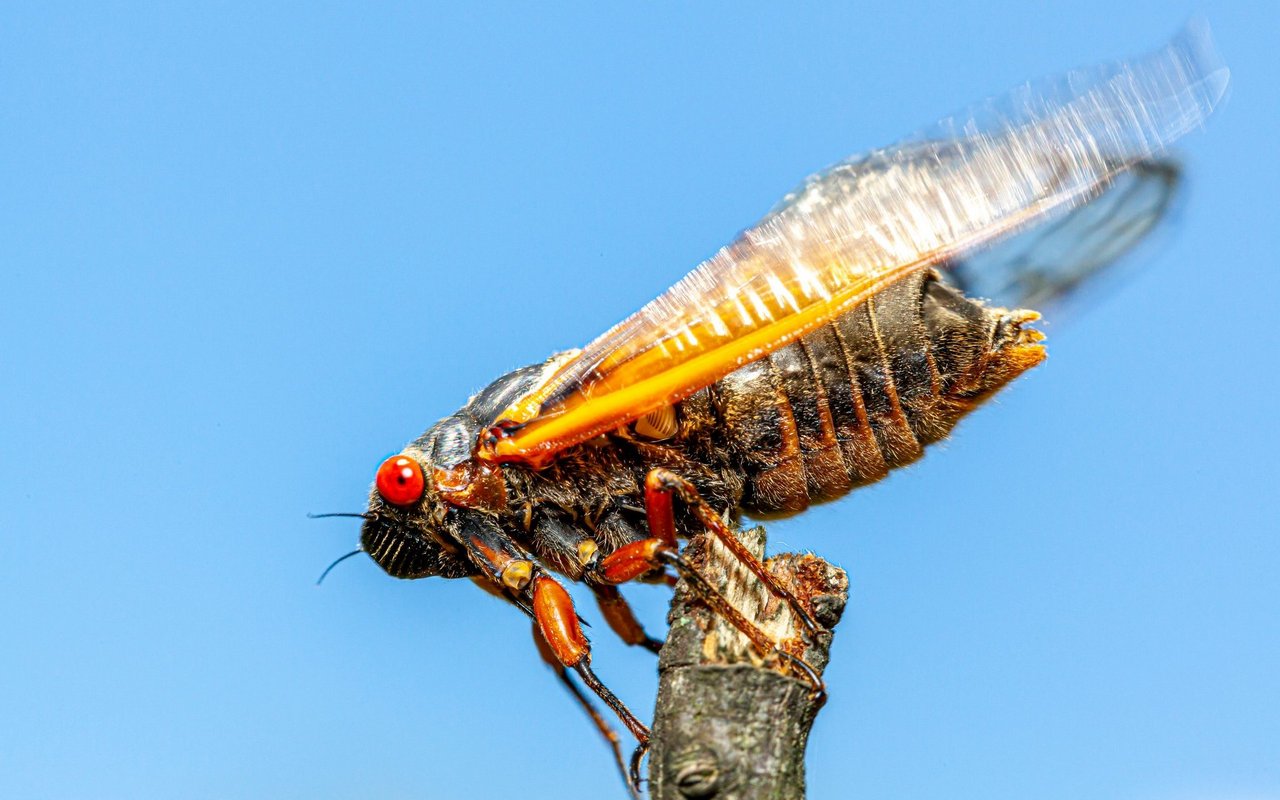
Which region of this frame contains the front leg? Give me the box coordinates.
[529,620,638,800]
[455,510,650,787]
[527,509,664,654]
[529,573,652,790]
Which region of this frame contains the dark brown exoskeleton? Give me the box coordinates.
[360,269,1044,785]
[332,26,1225,798]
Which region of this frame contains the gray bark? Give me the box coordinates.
[649,527,849,800]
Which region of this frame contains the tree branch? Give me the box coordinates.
[649,526,849,799]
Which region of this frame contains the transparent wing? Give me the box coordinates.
[483,22,1228,466]
[946,159,1179,310]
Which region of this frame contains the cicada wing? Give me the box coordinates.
[484,22,1227,466]
[946,159,1180,312]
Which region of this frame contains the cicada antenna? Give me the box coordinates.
[316,549,364,585]
[307,512,374,520]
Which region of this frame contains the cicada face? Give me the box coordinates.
[360,453,472,580]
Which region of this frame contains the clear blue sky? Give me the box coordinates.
[1,3,1276,799]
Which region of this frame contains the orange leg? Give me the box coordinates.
[530,574,650,789]
[592,585,663,654]
[592,469,826,695]
[531,621,639,800]
[643,469,822,639]
[460,512,651,790]
[598,537,780,657]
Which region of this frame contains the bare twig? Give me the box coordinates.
[649,526,849,799]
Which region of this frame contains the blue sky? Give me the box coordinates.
[1,3,1276,799]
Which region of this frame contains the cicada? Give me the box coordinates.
[331,23,1226,793]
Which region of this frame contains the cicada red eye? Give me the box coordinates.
[375,455,425,506]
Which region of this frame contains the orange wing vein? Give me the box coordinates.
[481,22,1227,467]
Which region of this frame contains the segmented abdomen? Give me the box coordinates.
[707,268,1011,516]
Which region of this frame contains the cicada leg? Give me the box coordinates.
[592,585,664,654]
[643,468,823,640]
[529,509,664,655]
[589,468,826,697]
[528,574,651,792]
[531,620,640,800]
[459,511,650,794]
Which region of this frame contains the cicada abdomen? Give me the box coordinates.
[701,268,1044,515]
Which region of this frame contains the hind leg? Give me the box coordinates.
[641,469,822,638]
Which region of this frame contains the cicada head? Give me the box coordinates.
[359,452,473,580]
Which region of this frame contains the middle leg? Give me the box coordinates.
[592,585,664,655]
[589,469,825,692]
